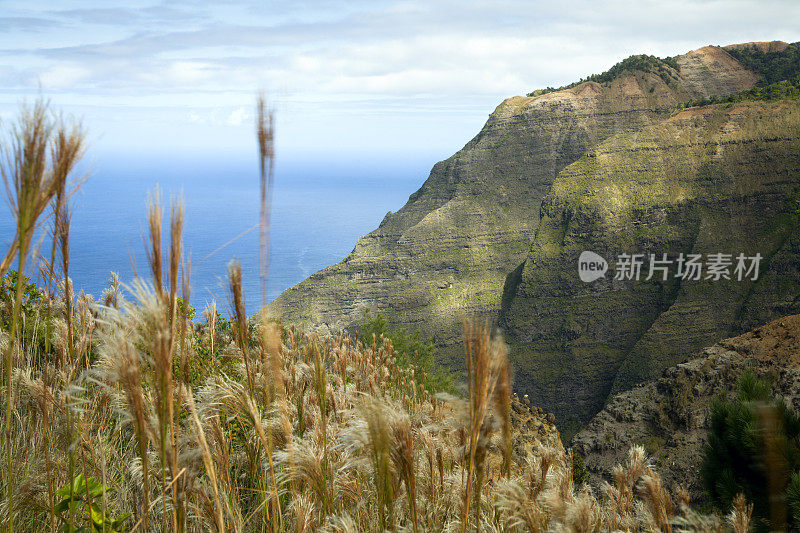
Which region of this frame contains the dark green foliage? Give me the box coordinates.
[679,79,800,109]
[702,369,800,531]
[572,452,587,488]
[662,56,680,71]
[526,54,678,97]
[582,54,676,85]
[0,270,44,328]
[176,296,195,321]
[359,310,456,394]
[0,270,49,354]
[726,42,800,86]
[54,474,131,532]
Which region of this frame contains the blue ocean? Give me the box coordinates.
[0,151,434,315]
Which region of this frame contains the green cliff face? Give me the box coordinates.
[500,99,800,435]
[268,41,800,435]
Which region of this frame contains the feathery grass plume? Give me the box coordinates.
[390,410,419,533]
[319,514,358,533]
[0,100,53,280]
[185,386,225,531]
[15,369,57,531]
[56,199,73,370]
[144,197,181,531]
[102,271,121,309]
[96,297,152,530]
[168,197,183,318]
[48,116,85,296]
[639,472,674,533]
[562,487,602,532]
[256,93,275,309]
[728,493,753,533]
[276,439,331,525]
[145,188,164,301]
[290,493,316,533]
[360,398,396,530]
[228,260,255,397]
[494,478,547,532]
[604,444,650,530]
[260,318,289,529]
[1,99,87,531]
[204,300,217,357]
[178,257,191,387]
[461,319,511,533]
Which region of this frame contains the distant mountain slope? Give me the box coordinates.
[572,313,800,503]
[499,97,800,434]
[267,41,800,435]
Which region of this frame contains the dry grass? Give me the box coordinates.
[1,285,734,531]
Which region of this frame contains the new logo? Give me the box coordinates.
[578,251,608,282]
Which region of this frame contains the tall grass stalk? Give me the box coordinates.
[1,100,85,532]
[186,387,225,531]
[228,261,273,529]
[461,320,510,533]
[256,93,275,310]
[311,341,330,517]
[145,193,186,532]
[204,300,217,357]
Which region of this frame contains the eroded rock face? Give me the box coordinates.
[572,314,800,503]
[268,42,800,433]
[499,99,800,435]
[509,395,563,466]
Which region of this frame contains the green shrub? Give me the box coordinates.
[702,369,800,531]
[572,452,588,487]
[358,310,456,394]
[0,270,50,355]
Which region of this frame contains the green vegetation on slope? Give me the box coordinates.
[678,79,800,108]
[726,42,800,86]
[357,310,457,394]
[500,98,800,436]
[527,53,679,96]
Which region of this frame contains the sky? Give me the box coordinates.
[1,0,800,162]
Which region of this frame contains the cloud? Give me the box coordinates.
[0,16,61,32]
[39,65,91,89]
[226,107,248,126]
[0,0,798,155]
